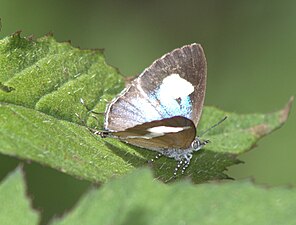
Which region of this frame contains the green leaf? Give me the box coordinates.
[0,33,293,183]
[50,169,296,225]
[0,167,40,225]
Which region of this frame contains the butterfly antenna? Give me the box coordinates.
[79,98,106,127]
[75,112,87,126]
[148,153,163,163]
[199,116,227,137]
[77,98,111,138]
[80,98,104,115]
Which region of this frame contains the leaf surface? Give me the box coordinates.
[0,167,39,225]
[51,169,296,225]
[0,34,293,183]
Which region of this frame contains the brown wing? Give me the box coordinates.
[112,116,196,150]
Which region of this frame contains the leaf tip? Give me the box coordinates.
[248,96,294,138]
[279,96,294,124]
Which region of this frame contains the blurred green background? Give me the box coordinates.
[0,0,295,224]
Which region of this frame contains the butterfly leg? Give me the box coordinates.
[173,159,184,177]
[181,153,193,174]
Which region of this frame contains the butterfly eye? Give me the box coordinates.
[191,139,201,150]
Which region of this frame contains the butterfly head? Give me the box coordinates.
[191,137,209,151]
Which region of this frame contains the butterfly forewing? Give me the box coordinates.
[105,43,207,131]
[103,85,164,131]
[112,116,196,150]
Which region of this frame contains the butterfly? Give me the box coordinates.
[95,43,213,177]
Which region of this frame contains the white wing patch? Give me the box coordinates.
[147,126,189,133]
[158,73,194,100]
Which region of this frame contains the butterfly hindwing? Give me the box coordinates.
[105,43,207,132]
[112,116,196,150]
